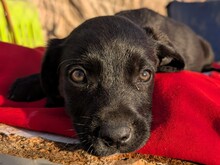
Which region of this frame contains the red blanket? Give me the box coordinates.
[0,42,220,164]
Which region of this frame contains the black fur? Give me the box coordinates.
[8,8,214,156]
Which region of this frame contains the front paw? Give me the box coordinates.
[8,74,45,102]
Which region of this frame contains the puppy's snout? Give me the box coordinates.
[99,123,132,147]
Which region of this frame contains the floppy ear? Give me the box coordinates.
[144,27,185,72]
[198,36,214,65]
[40,39,64,107]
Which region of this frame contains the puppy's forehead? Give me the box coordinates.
[62,16,157,69]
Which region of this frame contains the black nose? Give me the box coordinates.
[99,124,132,147]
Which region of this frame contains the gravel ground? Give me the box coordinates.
[0,133,198,165]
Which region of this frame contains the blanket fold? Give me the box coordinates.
[0,42,219,164]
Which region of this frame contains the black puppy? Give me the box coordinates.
[8,8,214,156]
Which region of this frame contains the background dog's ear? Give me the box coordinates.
[144,27,185,72]
[41,39,64,107]
[198,36,214,66]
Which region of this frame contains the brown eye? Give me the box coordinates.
[139,69,151,82]
[71,69,86,83]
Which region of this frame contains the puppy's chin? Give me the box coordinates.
[79,130,150,156]
[95,138,149,156]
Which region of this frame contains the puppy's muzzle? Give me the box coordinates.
[76,103,151,156]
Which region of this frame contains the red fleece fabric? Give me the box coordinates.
[0,42,220,164]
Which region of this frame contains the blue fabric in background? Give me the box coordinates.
[167,1,220,61]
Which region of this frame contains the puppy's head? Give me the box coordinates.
[41,16,184,156]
